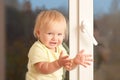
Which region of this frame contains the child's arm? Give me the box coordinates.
[34,51,71,74]
[64,50,93,70]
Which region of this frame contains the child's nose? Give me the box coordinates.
[52,35,58,40]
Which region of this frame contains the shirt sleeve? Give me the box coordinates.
[28,44,48,65]
[59,44,69,56]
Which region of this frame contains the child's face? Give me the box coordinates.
[38,22,66,50]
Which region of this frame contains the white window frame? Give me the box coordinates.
[69,0,94,80]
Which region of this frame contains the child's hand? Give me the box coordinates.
[63,59,73,70]
[57,51,71,67]
[73,50,93,67]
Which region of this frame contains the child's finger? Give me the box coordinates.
[79,49,84,54]
[85,58,93,61]
[59,51,64,58]
[61,56,69,59]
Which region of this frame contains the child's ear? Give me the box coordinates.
[36,30,40,37]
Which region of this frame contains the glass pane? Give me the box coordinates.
[94,0,120,80]
[5,0,69,80]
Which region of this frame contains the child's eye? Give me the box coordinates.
[48,33,52,35]
[58,33,62,36]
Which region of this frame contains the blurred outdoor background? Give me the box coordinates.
[94,0,120,80]
[1,0,120,80]
[0,0,69,80]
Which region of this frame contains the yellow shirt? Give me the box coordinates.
[26,40,68,80]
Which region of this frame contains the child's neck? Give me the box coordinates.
[49,47,57,53]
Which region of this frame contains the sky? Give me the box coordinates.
[30,0,68,9]
[94,0,113,14]
[18,0,68,10]
[18,0,112,14]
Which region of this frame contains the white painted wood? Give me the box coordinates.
[69,0,93,80]
[69,0,79,80]
[79,0,93,80]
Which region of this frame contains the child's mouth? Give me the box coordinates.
[50,42,57,45]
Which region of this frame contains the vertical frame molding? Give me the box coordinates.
[69,0,93,80]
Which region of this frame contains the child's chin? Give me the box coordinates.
[48,46,56,49]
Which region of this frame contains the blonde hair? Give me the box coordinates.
[33,10,67,39]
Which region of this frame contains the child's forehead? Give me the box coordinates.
[46,21,66,28]
[43,17,66,26]
[40,21,66,31]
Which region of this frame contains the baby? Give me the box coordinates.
[26,10,92,80]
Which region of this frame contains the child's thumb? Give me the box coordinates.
[59,51,64,58]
